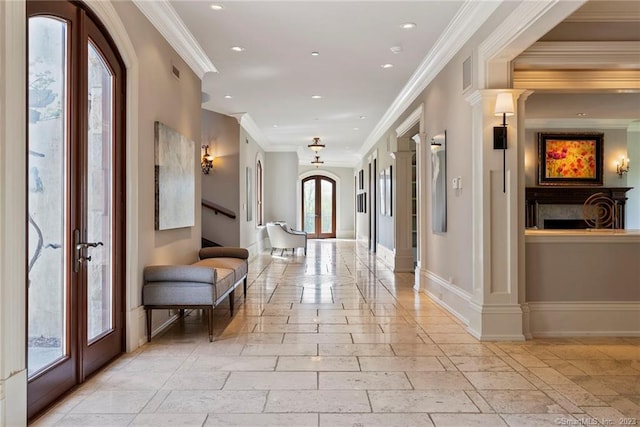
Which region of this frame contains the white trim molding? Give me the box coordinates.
[513,69,640,91]
[467,302,526,341]
[418,270,472,326]
[360,1,500,157]
[132,0,216,79]
[514,41,640,70]
[395,104,424,138]
[527,302,640,337]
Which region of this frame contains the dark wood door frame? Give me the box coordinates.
[26,1,126,420]
[302,176,336,239]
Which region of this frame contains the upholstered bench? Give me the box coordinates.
[143,247,249,342]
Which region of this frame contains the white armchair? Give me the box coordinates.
[266,222,307,256]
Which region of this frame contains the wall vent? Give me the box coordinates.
[171,64,180,80]
[462,56,472,92]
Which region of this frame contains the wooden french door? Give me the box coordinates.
[27,1,125,419]
[302,176,336,239]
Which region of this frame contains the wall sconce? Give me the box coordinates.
[616,157,630,177]
[310,155,324,168]
[308,137,325,153]
[493,92,514,193]
[201,145,214,174]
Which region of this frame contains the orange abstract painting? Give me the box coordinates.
[544,140,596,179]
[538,133,603,185]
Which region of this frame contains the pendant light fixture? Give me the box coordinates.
[311,155,324,168]
[308,137,325,152]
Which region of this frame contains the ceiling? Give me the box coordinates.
[169,0,466,166]
[140,1,639,166]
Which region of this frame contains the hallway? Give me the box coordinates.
[34,240,639,426]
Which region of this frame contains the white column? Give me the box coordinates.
[465,89,527,341]
[0,0,28,425]
[392,140,414,272]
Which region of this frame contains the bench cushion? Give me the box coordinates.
[194,257,248,284]
[199,247,249,260]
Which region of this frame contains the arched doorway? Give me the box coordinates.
[27,0,126,418]
[302,176,336,238]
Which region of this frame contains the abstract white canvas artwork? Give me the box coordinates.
[154,121,195,230]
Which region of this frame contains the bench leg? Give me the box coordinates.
[208,307,213,342]
[270,248,274,255]
[145,309,152,342]
[243,277,247,300]
[280,248,284,256]
[229,289,235,316]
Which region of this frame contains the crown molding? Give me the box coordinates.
[234,113,269,152]
[359,0,501,158]
[132,0,216,79]
[514,41,640,70]
[628,121,640,132]
[513,70,640,91]
[525,118,635,130]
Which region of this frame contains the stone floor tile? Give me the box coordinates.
[359,356,445,372]
[224,371,317,390]
[265,390,370,413]
[462,372,537,390]
[368,390,478,413]
[320,413,433,426]
[205,413,319,427]
[156,390,267,413]
[319,371,412,390]
[479,390,566,413]
[277,356,359,371]
[430,413,507,426]
[406,372,474,390]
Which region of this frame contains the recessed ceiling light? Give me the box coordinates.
[231,46,245,52]
[210,4,224,10]
[311,51,319,56]
[311,95,323,99]
[353,127,359,131]
[402,22,417,29]
[273,124,278,128]
[577,112,588,117]
[359,115,366,120]
[224,95,232,99]
[381,63,393,69]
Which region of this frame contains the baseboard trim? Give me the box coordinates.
[418,269,471,325]
[376,244,395,270]
[527,301,640,337]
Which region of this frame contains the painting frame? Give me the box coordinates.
[431,131,447,233]
[246,166,253,222]
[154,121,195,231]
[537,132,604,186]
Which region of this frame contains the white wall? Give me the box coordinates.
[201,109,240,246]
[298,165,356,239]
[239,129,267,255]
[112,0,203,345]
[0,2,27,425]
[264,152,299,226]
[626,129,640,229]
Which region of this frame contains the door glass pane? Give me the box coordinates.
[321,179,333,234]
[86,42,113,342]
[28,17,68,376]
[303,180,315,233]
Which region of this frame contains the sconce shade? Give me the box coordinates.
[308,137,325,152]
[201,145,214,174]
[494,92,514,116]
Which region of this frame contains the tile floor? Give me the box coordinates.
[33,240,640,426]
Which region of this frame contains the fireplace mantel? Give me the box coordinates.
[525,187,633,228]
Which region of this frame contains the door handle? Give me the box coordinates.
[73,229,103,272]
[76,241,103,250]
